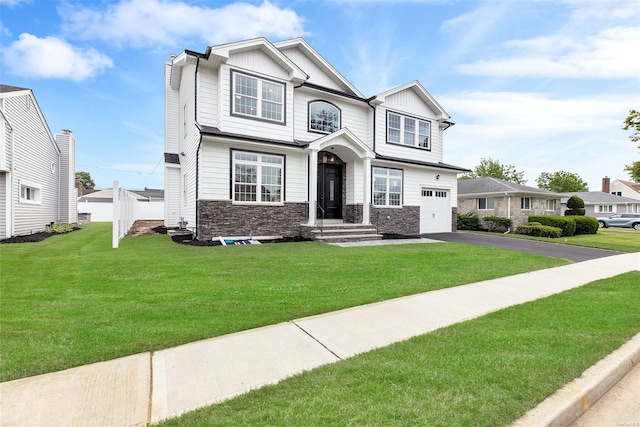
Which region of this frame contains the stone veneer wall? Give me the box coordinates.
[371,206,420,235]
[197,200,307,240]
[451,207,458,232]
[344,204,363,224]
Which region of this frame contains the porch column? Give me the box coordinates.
[362,157,371,224]
[308,149,318,225]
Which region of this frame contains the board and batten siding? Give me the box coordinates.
[374,90,444,164]
[216,64,294,142]
[292,88,370,145]
[195,67,218,128]
[278,47,349,93]
[199,140,308,203]
[164,63,181,154]
[4,94,60,235]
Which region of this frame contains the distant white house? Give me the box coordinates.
[0,84,76,239]
[560,192,640,216]
[608,178,640,201]
[78,188,164,222]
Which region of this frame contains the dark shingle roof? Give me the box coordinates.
[458,177,560,197]
[0,84,29,93]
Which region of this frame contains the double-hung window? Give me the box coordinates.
[387,111,431,150]
[546,199,556,211]
[233,151,283,203]
[478,197,495,210]
[373,167,402,206]
[597,205,614,213]
[521,197,531,210]
[308,101,340,133]
[232,70,284,123]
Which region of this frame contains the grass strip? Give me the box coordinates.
[0,223,568,382]
[158,272,640,427]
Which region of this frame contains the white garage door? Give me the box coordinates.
[420,188,451,233]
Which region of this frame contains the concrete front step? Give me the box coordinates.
[302,222,383,242]
[315,233,384,243]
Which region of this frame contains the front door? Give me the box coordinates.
[317,164,342,219]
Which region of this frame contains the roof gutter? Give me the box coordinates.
[366,95,377,152]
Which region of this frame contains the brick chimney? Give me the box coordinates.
[602,176,610,193]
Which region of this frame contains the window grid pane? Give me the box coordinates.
[372,167,402,206]
[233,151,283,203]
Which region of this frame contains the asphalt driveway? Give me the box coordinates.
[424,232,624,262]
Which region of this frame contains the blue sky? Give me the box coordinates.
[1,0,638,191]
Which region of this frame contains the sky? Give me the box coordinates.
[1,0,638,191]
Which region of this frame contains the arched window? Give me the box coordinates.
[309,101,341,134]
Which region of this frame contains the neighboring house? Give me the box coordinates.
[457,177,561,228]
[560,192,640,216]
[605,177,640,201]
[0,84,76,239]
[78,188,164,222]
[164,37,468,240]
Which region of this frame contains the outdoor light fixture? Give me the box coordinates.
[436,174,440,180]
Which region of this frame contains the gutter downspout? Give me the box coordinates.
[194,56,201,239]
[366,96,376,152]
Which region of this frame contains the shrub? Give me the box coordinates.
[48,223,73,234]
[482,216,512,232]
[573,216,599,235]
[457,212,481,230]
[515,224,563,238]
[565,195,586,216]
[528,216,576,236]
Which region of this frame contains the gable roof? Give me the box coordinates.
[458,177,560,197]
[371,81,450,121]
[559,191,640,205]
[274,38,364,98]
[613,179,640,193]
[0,84,29,94]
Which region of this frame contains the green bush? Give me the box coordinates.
[48,223,73,234]
[565,208,586,216]
[457,212,481,230]
[482,216,512,232]
[528,216,576,236]
[565,195,586,216]
[573,216,599,235]
[515,224,563,238]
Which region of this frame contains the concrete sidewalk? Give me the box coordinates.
[1,252,638,427]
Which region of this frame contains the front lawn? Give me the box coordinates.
[0,223,568,382]
[158,272,640,427]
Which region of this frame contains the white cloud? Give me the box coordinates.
[455,2,640,79]
[0,0,31,6]
[2,33,113,81]
[59,0,308,48]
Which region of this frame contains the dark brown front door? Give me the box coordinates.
[318,163,342,219]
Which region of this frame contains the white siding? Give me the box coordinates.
[164,166,181,227]
[199,139,308,203]
[164,63,181,154]
[374,89,444,164]
[56,132,77,224]
[178,64,200,229]
[292,88,370,146]
[196,67,218,127]
[229,49,290,81]
[217,64,294,142]
[278,47,348,92]
[3,93,60,236]
[0,172,6,239]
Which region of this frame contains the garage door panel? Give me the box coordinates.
[420,188,450,233]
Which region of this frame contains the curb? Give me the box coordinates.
[510,332,640,427]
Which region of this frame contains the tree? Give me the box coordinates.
[535,171,589,193]
[75,171,95,189]
[565,195,586,216]
[623,109,640,182]
[460,158,526,184]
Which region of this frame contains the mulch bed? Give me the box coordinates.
[0,228,80,244]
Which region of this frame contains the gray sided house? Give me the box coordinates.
[560,192,640,216]
[164,37,468,240]
[0,84,76,239]
[458,177,561,229]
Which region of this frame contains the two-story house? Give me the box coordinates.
[164,38,468,241]
[1,84,77,239]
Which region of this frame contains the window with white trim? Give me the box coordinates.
[387,111,431,150]
[233,151,283,203]
[308,101,340,133]
[477,197,495,210]
[546,199,556,211]
[597,205,614,213]
[20,182,41,204]
[373,167,402,206]
[231,71,284,123]
[521,197,531,210]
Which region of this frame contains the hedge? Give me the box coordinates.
[573,216,599,235]
[457,212,481,231]
[482,216,512,232]
[515,224,563,238]
[528,216,576,236]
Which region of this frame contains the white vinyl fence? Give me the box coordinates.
[112,180,140,248]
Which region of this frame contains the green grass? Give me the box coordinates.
[0,223,569,382]
[469,227,640,253]
[157,272,640,427]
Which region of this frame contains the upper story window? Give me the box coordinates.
[478,197,495,210]
[232,150,284,203]
[373,167,402,206]
[387,111,431,150]
[231,70,284,124]
[308,101,341,134]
